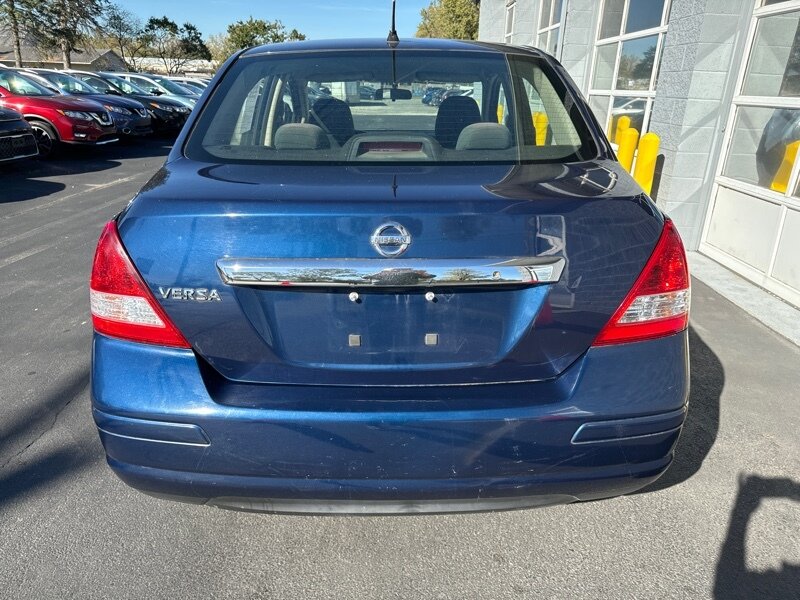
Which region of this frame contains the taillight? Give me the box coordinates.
[593,219,690,346]
[90,221,190,348]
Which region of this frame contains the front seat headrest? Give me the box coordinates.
[309,97,355,146]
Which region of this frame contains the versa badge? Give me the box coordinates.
[158,287,221,302]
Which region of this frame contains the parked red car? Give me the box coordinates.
[0,70,117,157]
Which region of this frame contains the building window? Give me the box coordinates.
[505,2,516,44]
[699,0,800,308]
[719,2,800,196]
[587,0,671,140]
[537,0,564,57]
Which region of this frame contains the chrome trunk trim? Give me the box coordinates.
[216,257,565,288]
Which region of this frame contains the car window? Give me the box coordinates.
[496,85,509,127]
[41,72,98,95]
[78,74,116,93]
[105,75,147,95]
[511,55,583,155]
[0,72,55,96]
[179,80,205,92]
[188,50,595,165]
[152,76,193,95]
[21,72,61,93]
[231,76,268,144]
[129,76,160,93]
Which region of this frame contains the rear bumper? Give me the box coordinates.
[108,456,674,514]
[91,332,689,512]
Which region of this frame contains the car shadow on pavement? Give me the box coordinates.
[0,173,66,203]
[635,326,724,494]
[0,367,92,484]
[0,137,174,204]
[0,445,102,507]
[37,136,172,171]
[0,367,102,508]
[0,155,121,188]
[713,474,800,599]
[95,136,174,161]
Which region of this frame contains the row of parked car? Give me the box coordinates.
[0,66,212,162]
[421,86,474,107]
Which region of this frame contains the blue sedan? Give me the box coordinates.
[89,38,690,514]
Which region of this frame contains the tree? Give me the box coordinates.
[416,0,479,40]
[206,32,230,64]
[143,16,211,74]
[0,0,31,67]
[631,44,657,84]
[210,17,306,63]
[101,3,149,70]
[30,0,110,68]
[227,17,305,49]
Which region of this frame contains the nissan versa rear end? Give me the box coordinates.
[90,38,690,513]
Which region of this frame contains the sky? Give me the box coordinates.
[115,0,432,40]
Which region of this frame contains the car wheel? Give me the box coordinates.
[29,121,58,159]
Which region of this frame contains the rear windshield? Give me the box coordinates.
[185,49,597,165]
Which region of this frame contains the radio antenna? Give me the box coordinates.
[387,0,399,47]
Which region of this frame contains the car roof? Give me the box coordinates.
[102,72,155,78]
[241,37,543,58]
[28,69,80,80]
[10,68,52,79]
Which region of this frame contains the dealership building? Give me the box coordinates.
[480,0,800,309]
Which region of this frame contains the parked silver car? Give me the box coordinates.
[108,72,199,109]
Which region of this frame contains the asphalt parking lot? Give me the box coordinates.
[0,139,798,599]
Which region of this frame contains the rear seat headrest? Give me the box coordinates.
[455,123,512,151]
[274,123,330,150]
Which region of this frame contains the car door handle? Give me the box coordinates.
[216,257,565,288]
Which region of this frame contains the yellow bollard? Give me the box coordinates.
[633,132,660,196]
[497,103,504,124]
[533,112,549,146]
[614,115,631,145]
[617,127,640,173]
[770,140,800,193]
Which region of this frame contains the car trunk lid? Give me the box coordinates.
[118,158,662,386]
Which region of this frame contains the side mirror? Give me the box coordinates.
[375,88,412,101]
[150,88,163,96]
[107,89,122,96]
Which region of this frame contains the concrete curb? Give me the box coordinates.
[688,251,800,348]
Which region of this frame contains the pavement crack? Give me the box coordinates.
[0,381,88,471]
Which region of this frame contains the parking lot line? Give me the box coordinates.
[0,193,135,253]
[1,174,141,222]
